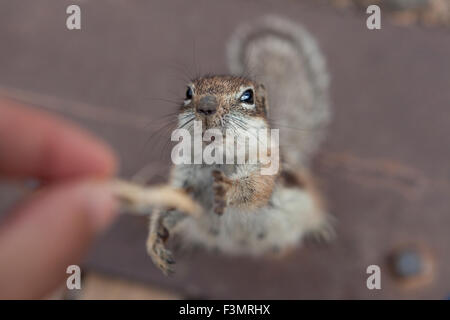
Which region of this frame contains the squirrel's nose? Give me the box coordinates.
[197,95,217,116]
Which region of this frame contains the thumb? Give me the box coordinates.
[0,180,117,299]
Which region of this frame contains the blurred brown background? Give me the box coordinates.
[1,0,450,299]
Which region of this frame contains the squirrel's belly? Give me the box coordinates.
[178,186,317,255]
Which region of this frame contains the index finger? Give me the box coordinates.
[0,97,117,181]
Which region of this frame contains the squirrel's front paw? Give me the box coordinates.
[146,226,175,276]
[212,170,232,215]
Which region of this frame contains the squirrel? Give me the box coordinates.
[0,15,332,277]
[142,16,333,275]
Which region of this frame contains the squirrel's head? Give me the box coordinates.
[179,75,269,132]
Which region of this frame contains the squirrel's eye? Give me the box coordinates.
[185,87,193,100]
[240,89,254,104]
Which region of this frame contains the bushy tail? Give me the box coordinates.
[227,15,331,169]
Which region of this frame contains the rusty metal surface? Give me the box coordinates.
[0,0,450,299]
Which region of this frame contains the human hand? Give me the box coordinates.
[0,98,118,299]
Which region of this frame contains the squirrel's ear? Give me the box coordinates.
[256,83,268,115]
